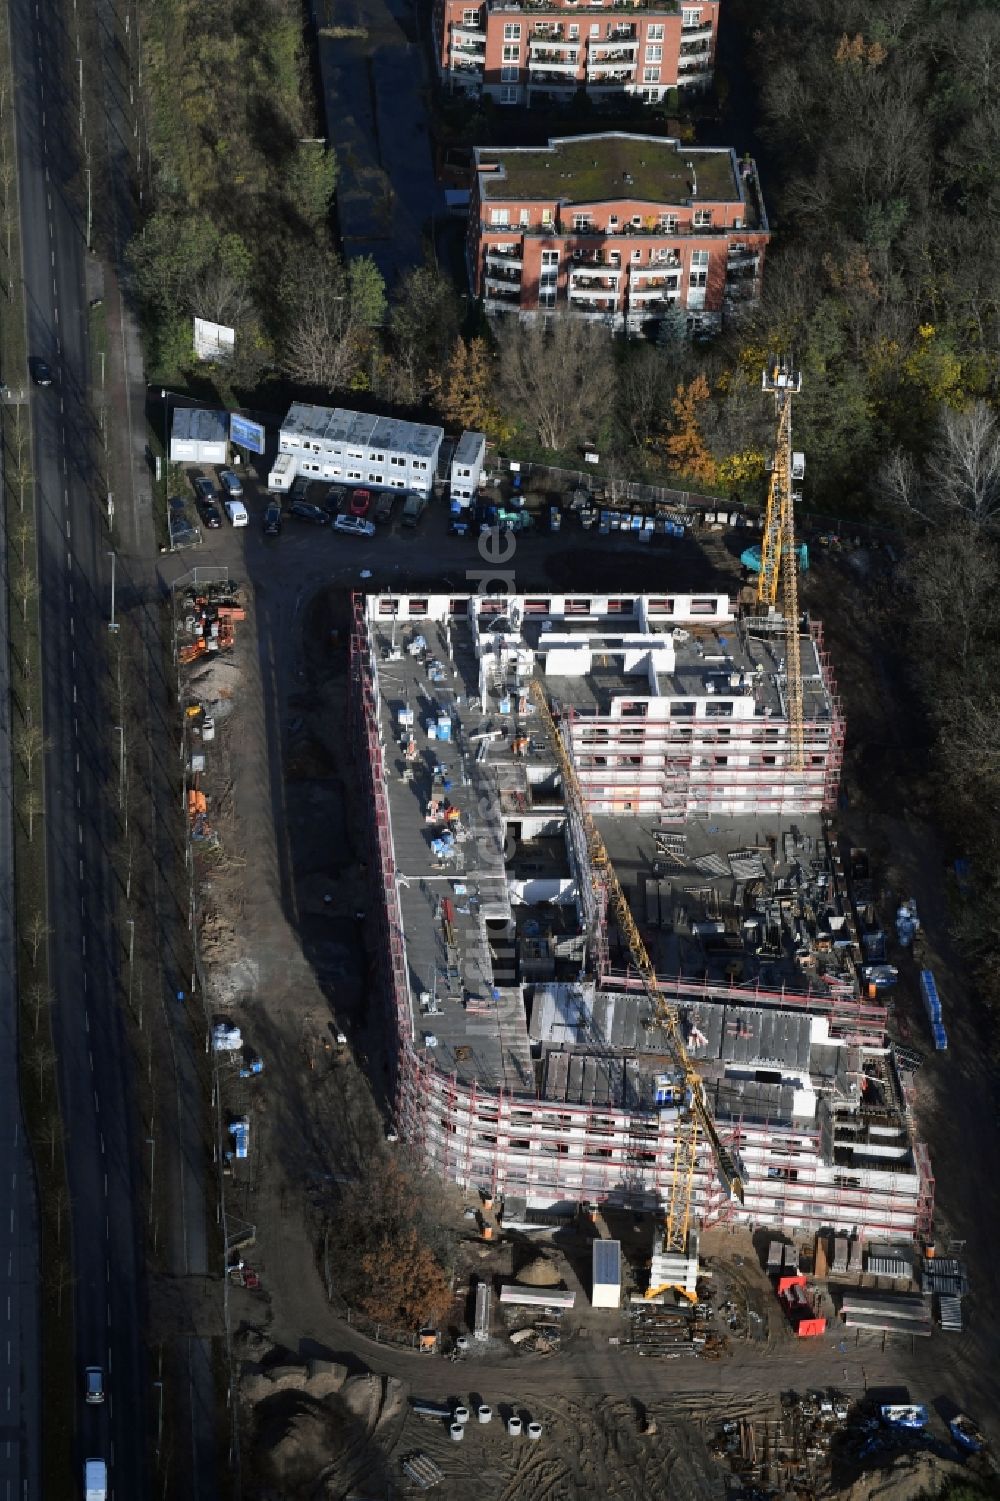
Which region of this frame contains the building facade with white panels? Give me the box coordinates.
[449,430,487,501]
[278,403,444,496]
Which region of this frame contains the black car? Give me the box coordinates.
[373,491,397,525]
[290,475,313,503]
[262,502,282,536]
[29,356,53,387]
[323,483,349,515]
[192,475,217,504]
[287,499,328,526]
[197,499,222,529]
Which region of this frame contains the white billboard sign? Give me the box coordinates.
[193,317,235,362]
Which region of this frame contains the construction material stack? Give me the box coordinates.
[920,970,948,1051]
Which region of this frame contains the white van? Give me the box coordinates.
[84,1459,107,1501]
[225,499,249,528]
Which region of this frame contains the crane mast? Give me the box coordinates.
[757,359,805,772]
[529,681,745,1253]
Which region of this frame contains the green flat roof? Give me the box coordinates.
[478,134,738,205]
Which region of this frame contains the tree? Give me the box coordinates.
[28,1041,54,1102]
[389,264,461,404]
[13,566,38,625]
[883,402,1000,529]
[21,789,42,844]
[14,723,48,782]
[11,513,32,566]
[282,248,386,392]
[428,337,509,443]
[27,982,53,1036]
[661,374,717,486]
[498,319,615,453]
[26,910,50,967]
[284,141,338,232]
[358,1227,452,1329]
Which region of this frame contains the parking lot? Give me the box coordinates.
[163,460,742,601]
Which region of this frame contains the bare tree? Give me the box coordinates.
[38,1114,62,1170]
[884,402,1000,529]
[28,1041,54,1102]
[27,981,53,1036]
[21,788,42,843]
[14,723,48,782]
[10,513,32,566]
[26,910,50,967]
[14,565,38,625]
[498,318,616,453]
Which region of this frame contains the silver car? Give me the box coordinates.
[333,515,375,539]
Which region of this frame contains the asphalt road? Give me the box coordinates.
[0,397,41,1495]
[10,0,147,1494]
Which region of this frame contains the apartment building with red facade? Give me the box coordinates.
[434,0,718,105]
[468,132,769,333]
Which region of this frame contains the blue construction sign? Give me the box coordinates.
[230,412,266,455]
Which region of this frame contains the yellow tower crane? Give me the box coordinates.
[756,358,805,772]
[528,681,745,1255]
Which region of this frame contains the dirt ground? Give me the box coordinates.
[180,524,1000,1501]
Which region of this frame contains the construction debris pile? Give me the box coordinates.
[629,1299,728,1359]
[710,1390,852,1497]
[177,578,245,665]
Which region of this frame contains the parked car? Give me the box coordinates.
[219,468,243,501]
[288,499,328,526]
[30,356,53,387]
[192,475,217,504]
[549,505,562,533]
[333,514,375,539]
[224,498,249,527]
[197,498,222,529]
[400,492,428,528]
[290,475,313,503]
[84,1367,105,1405]
[373,491,397,525]
[323,483,349,515]
[262,502,282,536]
[349,487,372,517]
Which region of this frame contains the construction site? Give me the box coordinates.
[350,364,936,1273]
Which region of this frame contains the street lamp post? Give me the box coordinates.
[146,1135,155,1225]
[107,551,119,633]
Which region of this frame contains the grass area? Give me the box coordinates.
[477,133,736,206]
[0,5,75,1489]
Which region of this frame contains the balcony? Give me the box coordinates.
[451,22,486,40]
[677,59,712,78]
[526,69,579,86]
[726,248,760,270]
[450,54,485,72]
[482,277,522,302]
[568,285,619,306]
[680,20,713,37]
[630,256,680,276]
[569,268,621,289]
[586,68,634,83]
[527,55,580,72]
[628,280,678,301]
[528,30,576,48]
[588,36,637,54]
[485,246,524,268]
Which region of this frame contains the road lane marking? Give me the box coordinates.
[94,1091,100,1114]
[81,934,87,956]
[66,549,71,568]
[65,517,70,539]
[100,1134,104,1156]
[78,823,83,844]
[74,716,79,737]
[53,304,58,325]
[73,684,77,704]
[69,617,74,638]
[84,1011,89,1033]
[75,753,79,773]
[69,582,74,603]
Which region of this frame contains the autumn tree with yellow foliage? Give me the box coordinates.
[428,336,511,445]
[660,375,718,486]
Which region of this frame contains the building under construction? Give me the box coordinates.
[350,589,934,1242]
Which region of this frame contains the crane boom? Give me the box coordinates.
[529,681,745,1252]
[757,358,805,772]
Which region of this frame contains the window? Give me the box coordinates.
[390,454,404,467]
[347,469,362,481]
[503,21,521,38]
[590,21,600,35]
[647,22,664,39]
[538,289,556,308]
[689,596,715,614]
[502,43,519,60]
[671,701,695,717]
[659,213,678,232]
[682,6,701,25]
[565,597,592,614]
[568,23,579,36]
[705,701,733,717]
[490,208,509,226]
[541,249,559,266]
[643,65,659,82]
[693,208,712,229]
[690,269,708,288]
[645,43,661,61]
[519,207,530,225]
[372,453,384,463]
[500,64,518,80]
[572,213,592,232]
[462,7,477,21]
[691,249,709,268]
[631,248,641,262]
[608,214,618,228]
